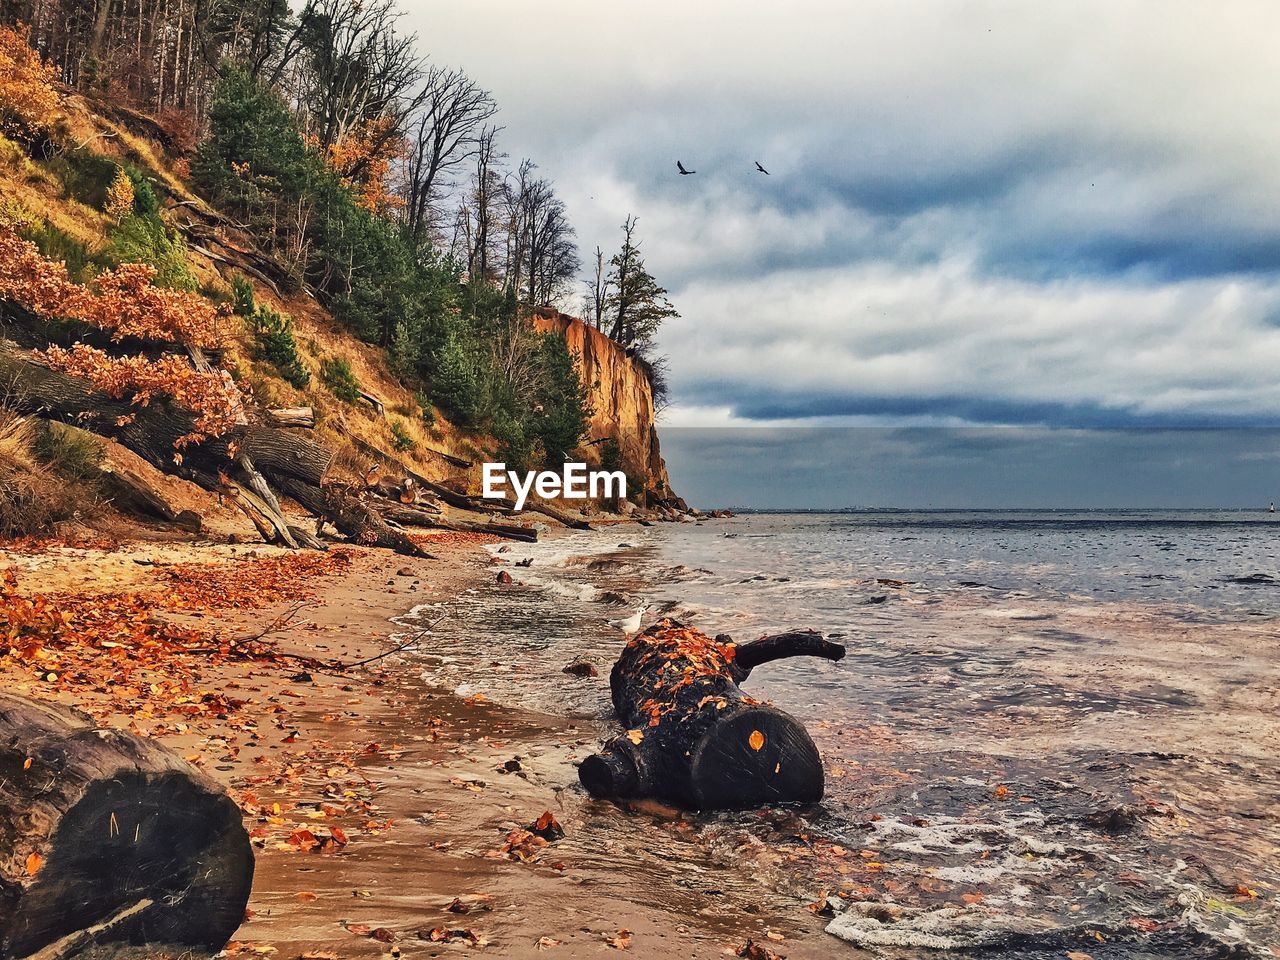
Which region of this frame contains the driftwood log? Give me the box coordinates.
[580,619,845,810]
[0,694,252,958]
[0,345,429,557]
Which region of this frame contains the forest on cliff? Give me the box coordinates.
[0,2,685,544]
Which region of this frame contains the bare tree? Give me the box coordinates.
[582,246,610,328]
[274,0,425,156]
[401,65,497,246]
[460,126,504,284]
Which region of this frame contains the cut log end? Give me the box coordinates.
[0,696,253,958]
[688,706,824,809]
[6,771,251,957]
[578,746,643,800]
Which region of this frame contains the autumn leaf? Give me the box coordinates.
[748,730,766,751]
[737,939,785,960]
[605,929,633,950]
[529,810,565,841]
[24,851,42,876]
[626,729,644,745]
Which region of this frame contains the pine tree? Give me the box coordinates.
[606,216,678,352]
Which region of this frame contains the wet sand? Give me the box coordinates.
[1,534,839,959]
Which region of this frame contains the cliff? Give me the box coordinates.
[532,308,679,507]
[0,88,678,542]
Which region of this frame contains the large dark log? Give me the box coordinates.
[0,346,431,557]
[0,694,252,958]
[579,619,845,810]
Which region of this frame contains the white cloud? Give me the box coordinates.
[406,0,1280,426]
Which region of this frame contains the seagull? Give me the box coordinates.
[676,161,696,175]
[608,605,649,635]
[755,161,770,175]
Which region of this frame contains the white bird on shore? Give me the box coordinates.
[608,605,649,635]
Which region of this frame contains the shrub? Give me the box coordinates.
[251,304,310,389]
[48,147,118,207]
[104,167,134,222]
[101,213,195,290]
[415,391,436,426]
[0,26,59,143]
[320,357,361,403]
[124,166,161,217]
[430,332,486,426]
[230,274,255,316]
[33,421,102,480]
[529,333,590,465]
[20,219,94,282]
[0,406,87,537]
[389,420,415,452]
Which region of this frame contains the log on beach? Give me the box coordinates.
[579,619,845,810]
[0,694,253,959]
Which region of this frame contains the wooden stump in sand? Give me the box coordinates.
[0,694,253,959]
[579,618,845,810]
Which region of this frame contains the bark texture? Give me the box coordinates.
[0,694,252,958]
[580,619,845,810]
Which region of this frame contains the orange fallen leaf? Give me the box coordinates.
[24,851,42,876]
[606,929,633,950]
[748,730,765,751]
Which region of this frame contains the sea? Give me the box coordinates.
[398,510,1280,957]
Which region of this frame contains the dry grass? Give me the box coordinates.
[0,407,71,537]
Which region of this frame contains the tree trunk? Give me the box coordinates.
[579,619,845,810]
[265,406,315,429]
[94,437,203,532]
[0,346,431,557]
[0,694,252,958]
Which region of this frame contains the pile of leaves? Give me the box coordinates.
[0,219,243,447]
[622,619,759,738]
[1,550,353,719]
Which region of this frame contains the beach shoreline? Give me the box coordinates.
[1,530,834,960]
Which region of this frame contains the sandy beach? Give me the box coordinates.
[2,532,836,960]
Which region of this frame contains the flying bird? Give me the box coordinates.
[676,161,696,175]
[755,161,770,175]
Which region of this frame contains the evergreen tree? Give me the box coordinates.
[606,216,678,352]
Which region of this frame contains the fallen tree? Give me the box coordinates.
[0,693,252,958]
[0,345,429,556]
[579,618,845,810]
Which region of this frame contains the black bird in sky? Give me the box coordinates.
[677,160,696,175]
[755,161,770,175]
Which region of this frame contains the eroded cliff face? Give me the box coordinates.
[532,308,679,506]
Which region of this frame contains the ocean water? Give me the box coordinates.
[402,511,1280,957]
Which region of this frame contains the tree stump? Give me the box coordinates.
[0,694,253,958]
[579,618,845,810]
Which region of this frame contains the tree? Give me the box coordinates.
[454,125,504,285]
[503,160,578,307]
[400,65,497,247]
[582,246,610,328]
[606,216,678,351]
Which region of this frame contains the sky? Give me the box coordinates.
[407,1,1280,507]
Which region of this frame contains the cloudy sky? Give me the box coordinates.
[410,1,1280,507]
